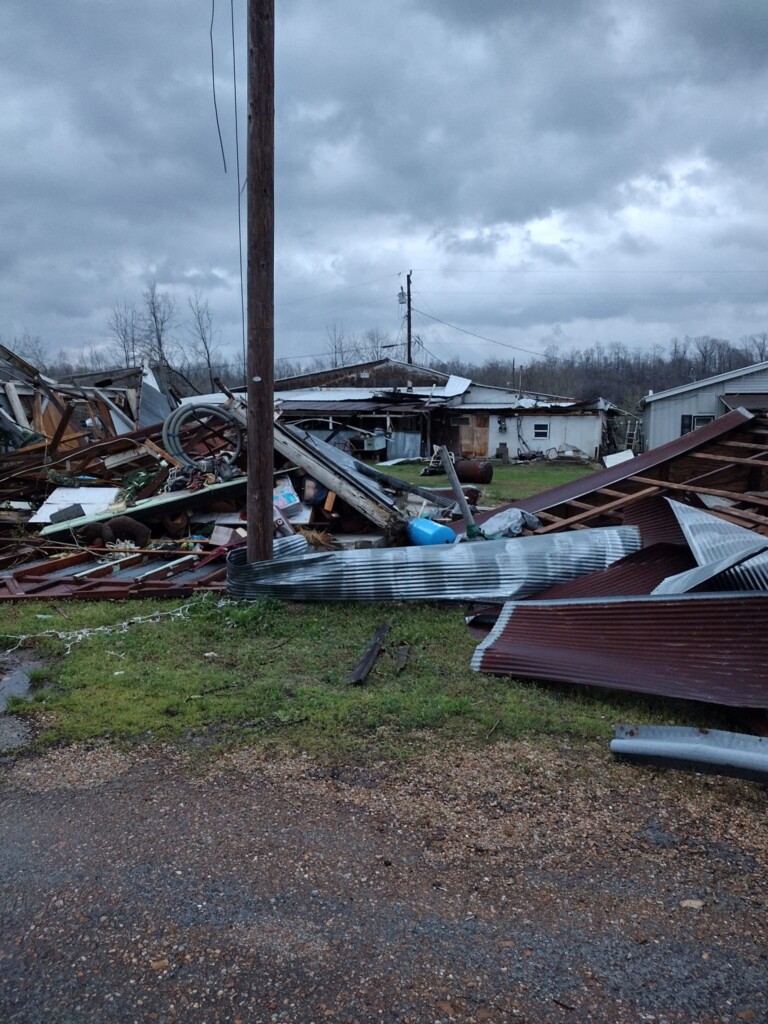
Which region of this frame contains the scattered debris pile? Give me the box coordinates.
[0,354,484,599]
[1,345,767,725]
[469,408,768,711]
[223,406,768,716]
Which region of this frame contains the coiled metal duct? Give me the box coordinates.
[226,526,641,603]
[161,403,243,468]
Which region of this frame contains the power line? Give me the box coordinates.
[411,307,542,357]
[209,0,227,172]
[411,267,768,275]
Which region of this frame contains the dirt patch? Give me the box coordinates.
[1,740,766,1023]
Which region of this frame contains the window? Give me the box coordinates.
[681,414,714,435]
[533,422,549,439]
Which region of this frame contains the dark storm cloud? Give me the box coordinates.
[2,0,768,365]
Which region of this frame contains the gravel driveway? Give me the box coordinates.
[2,740,766,1023]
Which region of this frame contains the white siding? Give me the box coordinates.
[487,413,603,460]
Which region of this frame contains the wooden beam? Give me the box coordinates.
[630,474,768,510]
[48,401,76,455]
[534,485,661,533]
[3,383,31,429]
[691,451,768,468]
[720,440,768,452]
[347,624,390,685]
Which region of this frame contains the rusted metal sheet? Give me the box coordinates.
[620,495,688,547]
[0,548,227,600]
[526,543,696,601]
[471,592,768,708]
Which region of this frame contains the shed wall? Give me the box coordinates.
[644,369,768,449]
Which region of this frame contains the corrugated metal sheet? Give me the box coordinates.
[621,495,687,547]
[652,544,768,594]
[530,543,695,600]
[669,500,765,564]
[0,548,227,600]
[471,592,768,707]
[227,526,641,603]
[665,499,768,592]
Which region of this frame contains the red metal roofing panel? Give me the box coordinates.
[472,592,768,707]
[621,495,688,547]
[526,543,695,601]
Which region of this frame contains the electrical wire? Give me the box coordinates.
[209,0,227,173]
[411,306,541,357]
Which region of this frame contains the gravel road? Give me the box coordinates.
[1,740,766,1023]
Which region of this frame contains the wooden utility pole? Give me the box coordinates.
[246,0,275,563]
[406,270,412,364]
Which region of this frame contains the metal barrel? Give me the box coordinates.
[454,460,494,484]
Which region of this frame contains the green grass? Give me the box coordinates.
[1,595,730,761]
[382,460,598,506]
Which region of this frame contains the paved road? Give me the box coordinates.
[2,743,766,1023]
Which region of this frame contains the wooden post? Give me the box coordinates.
[246,0,275,563]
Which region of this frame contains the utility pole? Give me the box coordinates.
[246,0,274,563]
[406,270,412,364]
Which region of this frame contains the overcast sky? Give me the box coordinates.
[2,0,768,370]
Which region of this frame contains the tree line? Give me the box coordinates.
[3,280,768,410]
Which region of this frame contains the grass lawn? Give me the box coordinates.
[3,591,730,761]
[382,459,597,506]
[3,457,730,761]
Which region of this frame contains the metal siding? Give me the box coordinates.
[645,370,768,449]
[471,592,768,707]
[227,527,641,603]
[386,431,421,460]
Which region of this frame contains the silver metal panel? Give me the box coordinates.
[668,499,764,563]
[227,526,641,603]
[611,725,768,784]
[652,541,768,594]
[665,499,768,591]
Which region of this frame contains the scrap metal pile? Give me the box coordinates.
[1,342,766,718]
[0,350,476,599]
[226,407,768,714]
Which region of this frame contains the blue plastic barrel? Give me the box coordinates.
[407,518,456,545]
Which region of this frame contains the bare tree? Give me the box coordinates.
[6,329,49,371]
[741,332,768,363]
[186,291,220,391]
[140,279,177,368]
[324,321,359,367]
[357,327,392,361]
[107,301,141,368]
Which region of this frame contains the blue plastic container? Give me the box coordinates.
[407,518,456,545]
